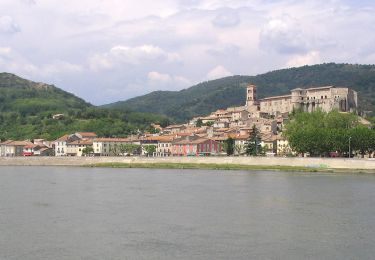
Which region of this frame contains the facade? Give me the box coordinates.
[246,85,358,116]
[0,141,29,157]
[155,136,175,157]
[171,136,221,156]
[93,138,141,156]
[66,140,93,156]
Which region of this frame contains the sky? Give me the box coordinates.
[0,0,375,105]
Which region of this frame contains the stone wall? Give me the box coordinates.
[0,156,374,170]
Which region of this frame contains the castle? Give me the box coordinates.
[246,85,358,117]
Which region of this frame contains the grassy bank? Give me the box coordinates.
[85,162,339,172]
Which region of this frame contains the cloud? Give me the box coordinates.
[212,9,241,28]
[286,51,322,68]
[0,16,20,34]
[259,16,308,54]
[147,71,191,89]
[0,0,375,105]
[89,45,181,71]
[206,65,233,80]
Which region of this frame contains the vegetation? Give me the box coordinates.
[143,145,156,156]
[104,63,375,122]
[0,73,170,140]
[84,162,374,173]
[284,110,375,157]
[223,137,235,156]
[245,125,262,156]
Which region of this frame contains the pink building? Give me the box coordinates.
[172,137,221,156]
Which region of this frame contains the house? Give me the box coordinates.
[155,135,175,157]
[0,140,13,157]
[54,134,78,156]
[171,136,221,156]
[275,136,294,156]
[33,146,54,156]
[233,134,249,155]
[93,137,141,156]
[66,139,93,156]
[163,125,187,134]
[23,142,38,156]
[0,141,30,157]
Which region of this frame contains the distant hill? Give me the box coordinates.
[0,73,169,140]
[0,72,90,115]
[103,63,375,121]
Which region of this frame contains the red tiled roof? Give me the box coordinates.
[76,132,97,137]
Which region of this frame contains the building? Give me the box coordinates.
[0,140,30,157]
[155,135,175,157]
[171,136,221,156]
[93,137,141,156]
[246,84,358,117]
[66,139,93,156]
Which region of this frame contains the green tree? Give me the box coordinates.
[143,145,156,157]
[246,125,261,156]
[82,146,94,156]
[223,137,235,156]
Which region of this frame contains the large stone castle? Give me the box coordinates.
[246,85,358,117]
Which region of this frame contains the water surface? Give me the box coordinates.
[0,166,375,259]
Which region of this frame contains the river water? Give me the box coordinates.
[0,167,375,260]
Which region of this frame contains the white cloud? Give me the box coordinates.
[206,65,233,80]
[259,16,308,54]
[0,16,20,34]
[147,71,191,89]
[286,51,322,68]
[0,0,374,104]
[212,9,241,28]
[89,45,181,71]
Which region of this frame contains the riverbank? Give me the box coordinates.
[0,156,374,173]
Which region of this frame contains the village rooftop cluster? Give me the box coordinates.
[1,84,367,158]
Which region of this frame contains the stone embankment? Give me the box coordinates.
[0,156,374,170]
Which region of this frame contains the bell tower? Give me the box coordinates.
[246,84,257,107]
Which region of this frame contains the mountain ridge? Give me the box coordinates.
[103,63,375,121]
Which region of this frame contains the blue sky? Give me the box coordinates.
[0,0,374,104]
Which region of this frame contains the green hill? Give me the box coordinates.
[103,63,375,121]
[0,73,169,140]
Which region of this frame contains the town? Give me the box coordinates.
[0,84,372,158]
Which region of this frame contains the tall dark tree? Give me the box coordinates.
[246,125,261,156]
[224,137,235,156]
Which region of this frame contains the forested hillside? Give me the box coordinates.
[104,63,375,121]
[0,73,169,140]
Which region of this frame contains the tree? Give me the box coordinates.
[143,145,156,157]
[196,118,203,127]
[223,137,235,156]
[245,125,261,156]
[82,146,94,156]
[234,144,243,156]
[349,126,375,157]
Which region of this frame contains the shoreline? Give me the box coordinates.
[0,156,374,173]
[85,162,375,173]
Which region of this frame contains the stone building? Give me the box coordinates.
[246,85,358,116]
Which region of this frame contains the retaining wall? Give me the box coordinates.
[0,156,374,170]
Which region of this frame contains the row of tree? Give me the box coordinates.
[284,110,375,157]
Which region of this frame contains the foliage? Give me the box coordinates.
[0,73,170,140]
[284,110,375,157]
[82,146,94,156]
[104,63,375,121]
[245,125,261,156]
[223,137,235,156]
[143,145,156,156]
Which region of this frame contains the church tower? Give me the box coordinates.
[246,84,257,107]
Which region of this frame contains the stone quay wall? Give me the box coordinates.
[0,156,374,170]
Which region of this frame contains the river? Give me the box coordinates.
[0,166,375,259]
